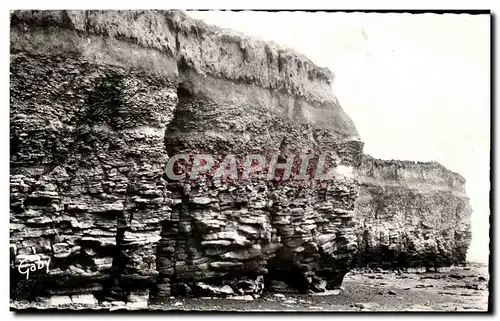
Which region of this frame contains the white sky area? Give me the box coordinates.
[186,11,491,263]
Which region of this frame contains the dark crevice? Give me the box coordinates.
[105,216,129,301]
[154,80,186,298]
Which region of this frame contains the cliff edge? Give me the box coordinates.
[10,10,363,307]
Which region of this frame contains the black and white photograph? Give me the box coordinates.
[8,6,492,313]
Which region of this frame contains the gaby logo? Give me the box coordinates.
[164,153,353,182]
[18,257,51,280]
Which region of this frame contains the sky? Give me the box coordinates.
[186,11,491,263]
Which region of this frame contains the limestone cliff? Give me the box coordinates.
[354,155,472,269]
[10,10,363,306]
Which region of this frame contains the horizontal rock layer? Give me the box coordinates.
[10,10,363,305]
[354,155,472,269]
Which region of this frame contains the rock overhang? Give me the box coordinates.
[10,9,364,303]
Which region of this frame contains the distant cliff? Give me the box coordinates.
[354,155,472,269]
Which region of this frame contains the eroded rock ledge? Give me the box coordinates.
[354,155,472,269]
[10,10,363,307]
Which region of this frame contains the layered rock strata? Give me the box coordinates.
[10,10,363,305]
[354,155,472,269]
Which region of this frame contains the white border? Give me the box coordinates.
[2,0,497,319]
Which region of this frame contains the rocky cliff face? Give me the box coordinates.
[354,155,472,269]
[10,10,363,306]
